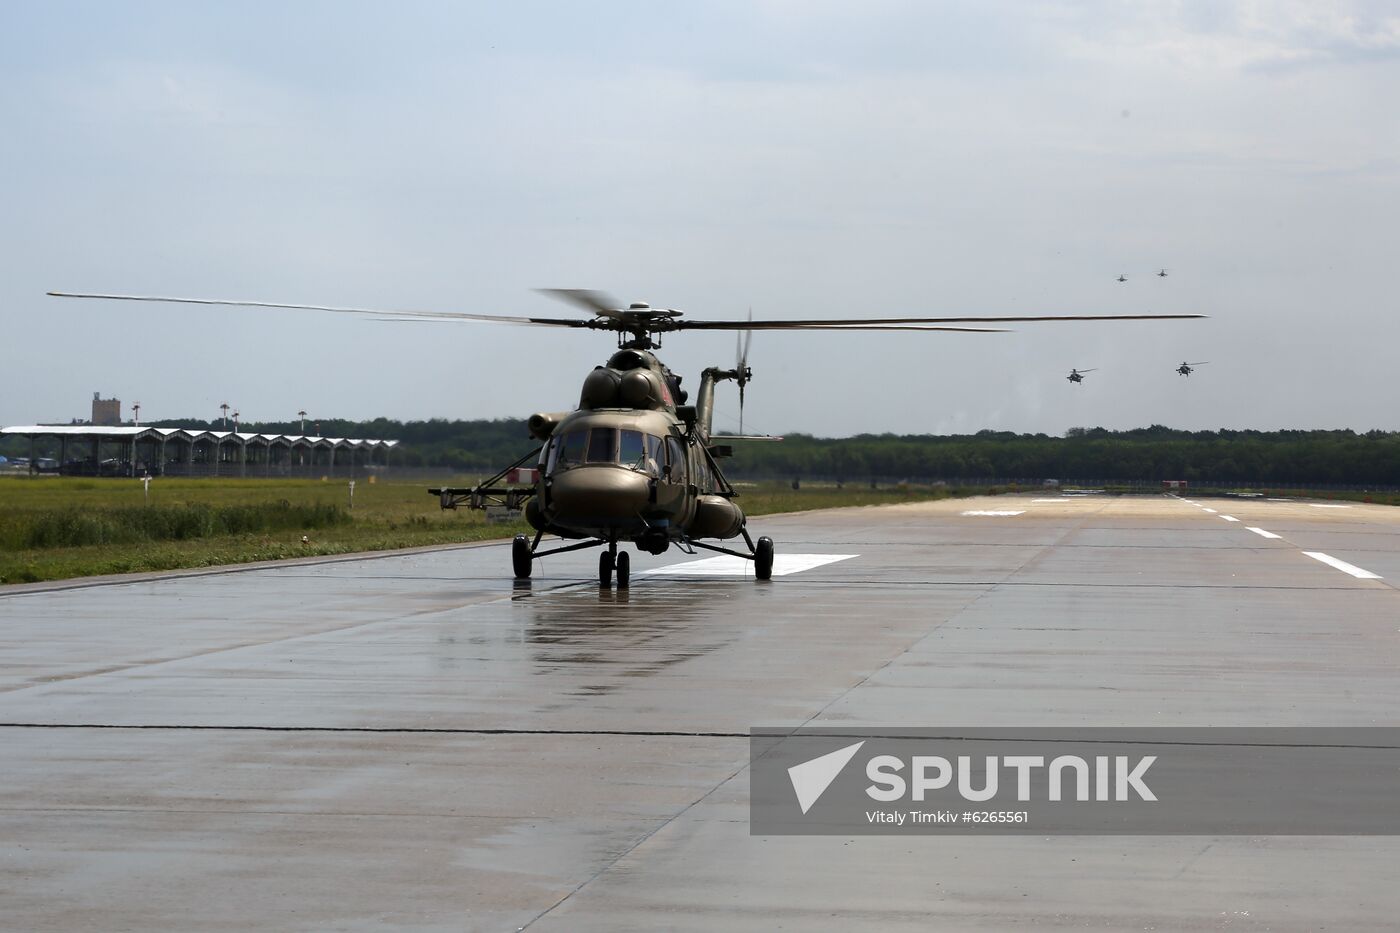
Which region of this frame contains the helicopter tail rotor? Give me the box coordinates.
[736,309,754,434]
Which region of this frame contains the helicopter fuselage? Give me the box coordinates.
[518,350,745,554]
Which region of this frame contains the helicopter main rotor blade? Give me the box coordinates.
[700,323,1010,333]
[534,288,625,319]
[46,292,591,328]
[45,292,1004,332]
[1187,361,1210,365]
[680,313,1204,329]
[363,318,1008,333]
[48,292,1200,338]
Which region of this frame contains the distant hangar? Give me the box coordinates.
[1,425,398,477]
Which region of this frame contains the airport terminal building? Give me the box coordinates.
[1,425,398,478]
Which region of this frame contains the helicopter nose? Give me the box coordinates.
[548,467,651,523]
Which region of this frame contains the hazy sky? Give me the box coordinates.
[3,1,1397,436]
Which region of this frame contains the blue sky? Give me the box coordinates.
[3,1,1398,435]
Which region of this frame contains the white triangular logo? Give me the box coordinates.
[788,741,865,814]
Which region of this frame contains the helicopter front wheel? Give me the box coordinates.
[754,536,774,581]
[512,534,532,579]
[599,550,614,587]
[616,551,630,589]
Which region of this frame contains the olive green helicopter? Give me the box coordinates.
[48,288,1204,587]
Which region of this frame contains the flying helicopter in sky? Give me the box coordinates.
[1066,368,1097,384]
[49,288,1204,587]
[1177,360,1208,376]
[1157,269,1170,278]
[1116,274,1128,283]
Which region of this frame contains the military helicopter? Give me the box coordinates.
[1177,360,1208,376]
[1157,268,1170,278]
[49,288,1204,587]
[1116,274,1128,283]
[1066,368,1097,384]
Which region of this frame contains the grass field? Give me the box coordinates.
[0,475,989,585]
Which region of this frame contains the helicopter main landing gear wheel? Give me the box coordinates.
[512,534,532,579]
[616,551,630,589]
[754,536,774,581]
[599,550,614,587]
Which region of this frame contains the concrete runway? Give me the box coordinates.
[4,493,1400,930]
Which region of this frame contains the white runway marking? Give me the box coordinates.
[1246,527,1282,539]
[1309,504,1352,509]
[1302,552,1382,580]
[1032,498,1073,503]
[1202,508,1217,513]
[961,510,1026,516]
[1221,515,1240,522]
[641,553,857,577]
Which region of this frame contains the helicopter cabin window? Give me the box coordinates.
[664,436,687,481]
[696,457,712,493]
[586,427,617,463]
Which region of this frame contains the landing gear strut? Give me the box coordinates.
[684,526,776,581]
[513,532,610,581]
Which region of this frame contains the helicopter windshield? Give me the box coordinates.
[551,430,589,471]
[547,427,664,476]
[586,428,616,462]
[619,430,644,469]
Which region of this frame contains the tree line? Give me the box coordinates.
[724,425,1400,486]
[122,419,1400,486]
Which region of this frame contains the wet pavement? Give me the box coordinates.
[3,494,1400,929]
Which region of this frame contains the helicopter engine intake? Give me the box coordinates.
[580,367,623,408]
[619,369,665,409]
[527,411,572,441]
[580,365,669,411]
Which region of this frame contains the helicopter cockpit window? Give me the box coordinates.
[645,434,663,475]
[552,430,588,472]
[586,427,617,463]
[619,430,645,471]
[550,427,661,472]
